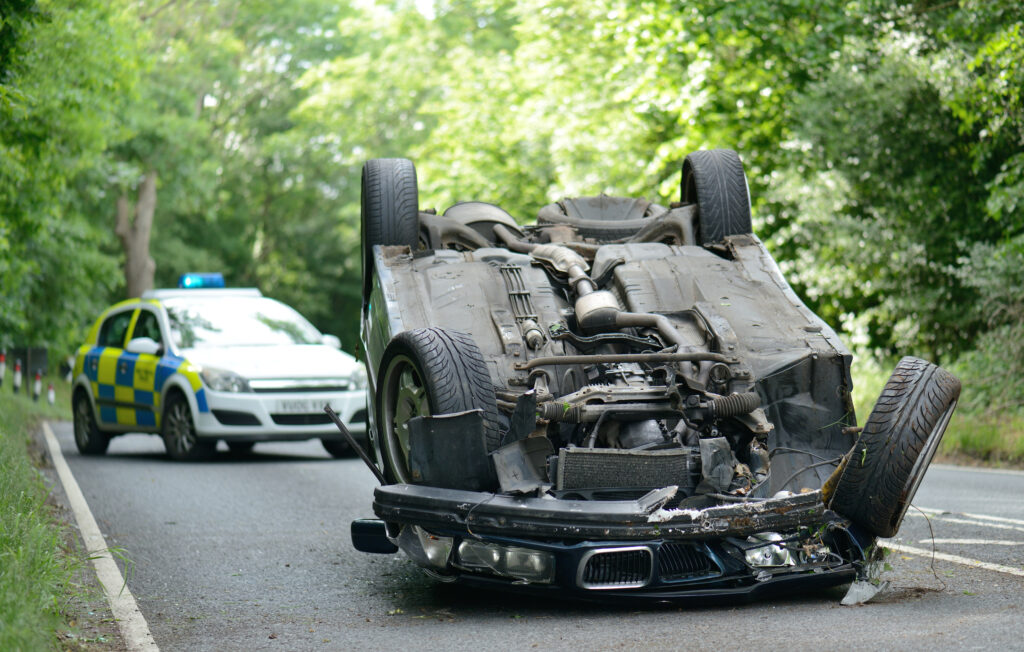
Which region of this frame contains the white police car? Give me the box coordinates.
[71,274,367,460]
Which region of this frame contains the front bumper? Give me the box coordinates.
[194,389,367,441]
[367,484,868,601]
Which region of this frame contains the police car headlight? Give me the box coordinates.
[199,367,252,393]
[350,366,368,391]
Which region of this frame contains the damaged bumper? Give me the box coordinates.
[359,484,868,601]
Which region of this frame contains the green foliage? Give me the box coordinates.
[0,383,76,648]
[0,0,134,352]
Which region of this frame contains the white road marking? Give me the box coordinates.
[42,422,159,652]
[880,541,1024,578]
[920,539,1024,546]
[914,506,1024,528]
[906,512,1024,534]
[929,463,1024,477]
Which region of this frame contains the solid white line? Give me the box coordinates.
[920,539,1024,546]
[929,463,1024,477]
[42,422,159,652]
[914,506,1024,527]
[880,541,1024,578]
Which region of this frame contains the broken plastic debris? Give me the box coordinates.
[840,580,889,605]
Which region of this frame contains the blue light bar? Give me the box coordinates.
[178,273,225,289]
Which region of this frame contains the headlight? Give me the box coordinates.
[350,365,368,390]
[456,540,555,584]
[199,366,251,392]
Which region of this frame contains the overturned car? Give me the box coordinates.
[346,151,960,602]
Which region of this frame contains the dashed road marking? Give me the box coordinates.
[43,422,159,652]
[915,506,1024,528]
[920,539,1024,546]
[880,542,1024,578]
[907,511,1024,534]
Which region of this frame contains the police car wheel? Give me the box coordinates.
[321,438,350,458]
[73,392,110,456]
[162,393,214,461]
[227,442,255,454]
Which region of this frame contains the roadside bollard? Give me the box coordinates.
[0,352,5,389]
[13,359,22,394]
[33,371,42,402]
[47,382,55,405]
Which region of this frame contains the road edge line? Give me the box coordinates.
[881,541,1024,578]
[42,422,159,652]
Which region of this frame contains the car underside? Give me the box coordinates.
[348,151,960,601]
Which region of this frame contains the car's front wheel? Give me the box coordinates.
[161,393,214,461]
[73,391,110,456]
[826,357,960,537]
[377,327,500,486]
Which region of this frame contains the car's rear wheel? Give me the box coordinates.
[73,391,110,456]
[162,393,215,461]
[826,357,960,538]
[321,439,350,458]
[361,158,420,306]
[377,327,500,485]
[681,149,753,244]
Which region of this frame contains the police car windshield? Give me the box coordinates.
[163,296,322,349]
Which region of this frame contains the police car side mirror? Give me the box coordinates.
[126,337,162,356]
[321,334,342,349]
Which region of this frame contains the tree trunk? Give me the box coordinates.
[115,171,158,298]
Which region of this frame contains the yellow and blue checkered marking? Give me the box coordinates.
[83,346,208,428]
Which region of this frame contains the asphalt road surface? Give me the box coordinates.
[47,422,1024,651]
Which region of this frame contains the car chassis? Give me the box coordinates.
[346,152,960,602]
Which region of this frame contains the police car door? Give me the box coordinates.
[123,307,164,430]
[92,308,136,428]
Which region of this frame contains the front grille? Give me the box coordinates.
[579,547,652,589]
[350,408,367,424]
[212,409,261,426]
[658,542,718,581]
[271,413,332,426]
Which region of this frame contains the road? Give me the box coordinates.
[46,422,1024,650]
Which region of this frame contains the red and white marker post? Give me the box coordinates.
[33,371,42,402]
[13,359,22,394]
[0,352,5,389]
[47,382,56,405]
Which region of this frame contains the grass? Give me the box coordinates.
[0,369,79,650]
[850,353,1024,468]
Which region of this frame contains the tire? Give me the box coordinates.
[321,439,350,458]
[361,158,420,305]
[73,391,110,456]
[827,357,960,538]
[227,441,255,454]
[161,393,215,461]
[376,327,500,485]
[681,149,753,244]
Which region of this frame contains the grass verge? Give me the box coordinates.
[851,353,1024,468]
[0,371,85,649]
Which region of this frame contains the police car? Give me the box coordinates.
[71,274,367,460]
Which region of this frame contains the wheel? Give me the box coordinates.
[161,393,214,461]
[321,439,350,458]
[227,441,255,454]
[681,149,753,244]
[376,327,500,485]
[73,391,110,455]
[826,357,960,538]
[536,196,666,239]
[361,158,420,305]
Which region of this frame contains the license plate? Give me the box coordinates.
[276,399,324,414]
